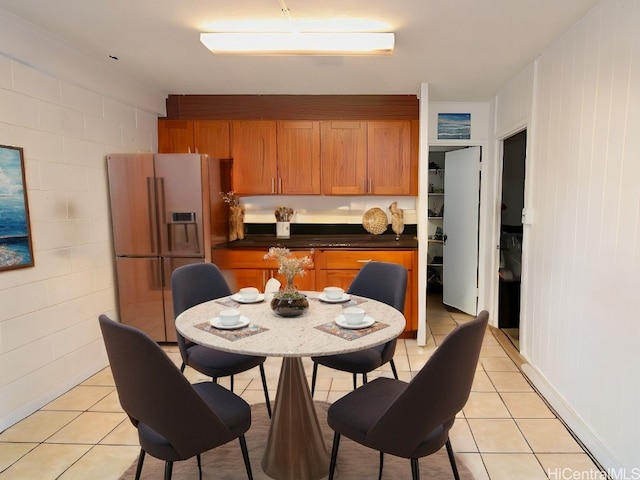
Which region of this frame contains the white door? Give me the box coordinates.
[443,147,481,315]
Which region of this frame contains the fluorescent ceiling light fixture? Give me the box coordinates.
[200,32,394,55]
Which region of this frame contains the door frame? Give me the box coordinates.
[490,125,531,333]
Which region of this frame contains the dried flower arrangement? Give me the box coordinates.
[264,247,313,286]
[221,191,243,241]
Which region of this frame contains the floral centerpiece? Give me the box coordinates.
[264,247,313,316]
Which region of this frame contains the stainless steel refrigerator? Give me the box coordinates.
[107,153,220,342]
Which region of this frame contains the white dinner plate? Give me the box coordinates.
[231,293,265,304]
[335,315,375,330]
[210,315,251,330]
[318,293,351,303]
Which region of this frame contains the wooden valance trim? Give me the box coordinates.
[165,94,419,120]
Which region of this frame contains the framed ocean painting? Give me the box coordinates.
[437,113,471,140]
[0,145,34,271]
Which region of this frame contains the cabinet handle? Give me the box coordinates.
[356,259,373,263]
[271,178,276,194]
[369,178,372,193]
[278,177,283,193]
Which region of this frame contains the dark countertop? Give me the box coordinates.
[212,223,418,250]
[214,234,418,250]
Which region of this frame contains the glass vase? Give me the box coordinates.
[270,275,309,317]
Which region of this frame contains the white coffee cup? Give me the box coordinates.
[324,286,344,300]
[239,287,259,301]
[343,306,366,325]
[219,309,241,326]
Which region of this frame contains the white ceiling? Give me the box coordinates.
[0,0,600,102]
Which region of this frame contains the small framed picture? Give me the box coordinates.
[437,113,471,140]
[0,144,34,271]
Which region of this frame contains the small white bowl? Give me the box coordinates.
[239,287,259,301]
[343,306,366,325]
[323,286,344,300]
[219,309,241,326]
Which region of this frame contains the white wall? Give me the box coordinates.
[495,0,639,470]
[0,11,165,430]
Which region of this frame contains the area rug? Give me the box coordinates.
[118,402,469,479]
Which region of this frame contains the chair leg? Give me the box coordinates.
[328,432,341,480]
[239,434,253,480]
[445,438,460,480]
[230,374,234,392]
[311,362,319,396]
[378,451,384,480]
[180,362,186,373]
[363,372,368,384]
[259,364,272,418]
[352,373,358,390]
[134,448,145,480]
[390,359,399,379]
[164,461,173,480]
[197,454,202,480]
[410,458,419,480]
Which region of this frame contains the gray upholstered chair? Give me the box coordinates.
[98,314,253,480]
[171,262,271,417]
[311,261,408,395]
[327,311,489,480]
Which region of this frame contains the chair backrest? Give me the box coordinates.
[171,263,233,362]
[365,311,489,457]
[347,261,408,313]
[347,261,408,361]
[98,314,235,458]
[171,262,233,317]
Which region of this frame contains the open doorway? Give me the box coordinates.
[499,130,526,350]
[427,146,481,320]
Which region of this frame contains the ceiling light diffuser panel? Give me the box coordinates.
[200,32,395,55]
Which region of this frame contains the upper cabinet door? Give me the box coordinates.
[194,121,230,158]
[277,121,321,195]
[231,121,278,195]
[158,120,195,153]
[367,121,413,195]
[321,121,367,195]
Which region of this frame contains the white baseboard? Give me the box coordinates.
[521,363,621,472]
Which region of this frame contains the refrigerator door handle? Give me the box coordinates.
[156,176,167,253]
[147,177,158,253]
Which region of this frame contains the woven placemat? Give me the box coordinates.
[194,322,268,341]
[315,321,389,341]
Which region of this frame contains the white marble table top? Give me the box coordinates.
[175,292,406,358]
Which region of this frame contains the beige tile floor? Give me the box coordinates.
[0,296,603,479]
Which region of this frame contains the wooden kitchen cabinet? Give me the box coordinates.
[315,250,417,335]
[320,121,368,195]
[158,120,230,158]
[211,249,316,292]
[276,121,321,194]
[230,121,278,195]
[321,120,416,196]
[230,120,321,195]
[367,121,415,195]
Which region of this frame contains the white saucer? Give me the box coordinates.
[210,315,250,330]
[318,293,351,303]
[231,293,265,304]
[335,315,375,329]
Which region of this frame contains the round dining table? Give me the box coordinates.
[175,291,406,480]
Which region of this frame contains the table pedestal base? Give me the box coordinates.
[262,357,329,480]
